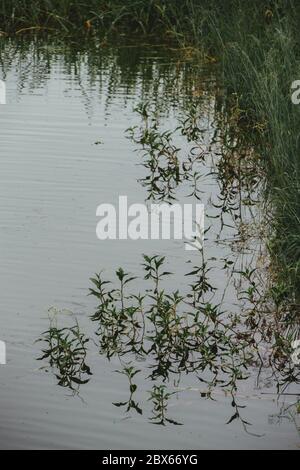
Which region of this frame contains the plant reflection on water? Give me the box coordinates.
[38,97,299,434]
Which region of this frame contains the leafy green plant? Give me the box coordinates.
[149,385,181,426]
[113,366,143,415]
[37,318,92,393]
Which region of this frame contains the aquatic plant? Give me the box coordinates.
[149,385,181,426]
[126,102,211,202]
[37,245,299,429]
[37,316,92,393]
[113,366,143,415]
[87,252,299,428]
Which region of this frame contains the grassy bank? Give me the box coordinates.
[200,1,300,308]
[1,0,299,307]
[0,0,216,38]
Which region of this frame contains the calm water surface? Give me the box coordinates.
[0,39,299,449]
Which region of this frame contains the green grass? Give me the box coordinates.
[201,2,300,303]
[1,0,300,305]
[0,0,199,37]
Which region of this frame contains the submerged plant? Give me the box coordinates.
[126,105,182,202]
[149,385,181,426]
[86,251,300,429]
[37,316,92,394]
[113,366,143,415]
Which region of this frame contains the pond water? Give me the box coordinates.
[0,39,299,449]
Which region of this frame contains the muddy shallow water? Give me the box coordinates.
[0,39,298,449]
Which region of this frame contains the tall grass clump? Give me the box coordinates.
[196,1,300,305]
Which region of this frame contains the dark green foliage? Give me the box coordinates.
[37,319,92,393]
